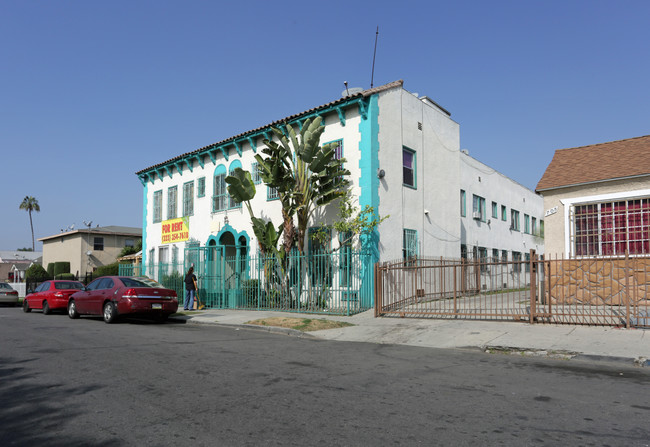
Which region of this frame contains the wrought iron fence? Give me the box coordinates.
[130,249,374,316]
[375,251,650,329]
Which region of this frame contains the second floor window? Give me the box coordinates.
[213,173,227,212]
[153,190,162,223]
[511,209,520,231]
[197,177,205,198]
[403,147,416,188]
[167,186,177,220]
[460,190,466,217]
[94,237,104,251]
[183,181,194,216]
[472,195,486,222]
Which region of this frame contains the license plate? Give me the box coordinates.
[151,303,162,309]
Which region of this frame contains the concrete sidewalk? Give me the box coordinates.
[169,309,649,367]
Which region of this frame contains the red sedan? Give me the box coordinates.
[24,280,84,314]
[68,276,178,323]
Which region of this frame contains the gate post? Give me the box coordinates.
[530,249,536,324]
[625,250,630,329]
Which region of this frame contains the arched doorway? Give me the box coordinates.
[203,226,250,308]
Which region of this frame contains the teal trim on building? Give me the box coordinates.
[358,94,380,262]
[142,183,148,276]
[228,159,242,172]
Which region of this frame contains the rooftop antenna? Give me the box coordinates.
[344,81,350,96]
[370,26,379,88]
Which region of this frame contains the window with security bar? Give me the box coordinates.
[197,177,205,198]
[572,198,650,256]
[403,229,418,260]
[267,186,279,201]
[228,169,242,209]
[251,162,262,184]
[153,190,162,223]
[168,186,177,220]
[183,181,194,216]
[212,173,228,212]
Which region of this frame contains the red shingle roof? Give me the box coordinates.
[536,135,650,192]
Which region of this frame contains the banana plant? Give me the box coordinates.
[225,168,283,257]
[255,117,350,254]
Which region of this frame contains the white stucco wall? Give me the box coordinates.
[143,105,366,266]
[375,89,461,261]
[460,152,544,259]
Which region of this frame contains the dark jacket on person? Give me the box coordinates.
[184,273,196,291]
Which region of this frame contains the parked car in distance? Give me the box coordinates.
[24,280,84,314]
[0,283,19,307]
[68,276,178,323]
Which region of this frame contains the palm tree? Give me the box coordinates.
[19,196,40,251]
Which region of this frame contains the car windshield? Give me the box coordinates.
[0,283,13,290]
[120,277,154,288]
[54,282,83,290]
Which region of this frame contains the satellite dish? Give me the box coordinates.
[86,251,92,256]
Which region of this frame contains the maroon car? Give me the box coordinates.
[24,280,84,314]
[68,276,178,323]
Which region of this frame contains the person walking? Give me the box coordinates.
[184,266,197,311]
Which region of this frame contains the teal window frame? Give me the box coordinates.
[460,190,466,217]
[492,202,498,219]
[153,190,162,223]
[228,162,243,210]
[167,186,177,220]
[472,194,486,222]
[197,177,205,198]
[512,251,522,272]
[501,205,507,221]
[267,186,279,201]
[478,247,488,272]
[511,209,520,231]
[524,214,530,234]
[251,162,262,185]
[183,181,194,216]
[540,220,545,238]
[212,165,228,212]
[402,147,416,189]
[403,229,418,259]
[532,217,537,236]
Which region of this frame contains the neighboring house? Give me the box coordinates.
[0,250,42,281]
[38,226,142,277]
[536,135,650,257]
[460,151,545,268]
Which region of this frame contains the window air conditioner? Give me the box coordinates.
[472,212,482,220]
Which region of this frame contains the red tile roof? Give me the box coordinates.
[536,135,650,191]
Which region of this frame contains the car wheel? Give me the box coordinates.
[103,302,117,324]
[43,301,51,315]
[23,300,31,313]
[68,300,79,319]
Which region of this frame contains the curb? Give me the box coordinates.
[169,316,315,338]
[485,345,648,367]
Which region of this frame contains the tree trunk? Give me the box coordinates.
[29,210,35,251]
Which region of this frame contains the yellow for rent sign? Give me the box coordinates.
[161,217,189,244]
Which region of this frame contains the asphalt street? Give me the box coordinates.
[1,307,650,446]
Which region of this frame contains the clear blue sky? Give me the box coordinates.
[2,0,649,251]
